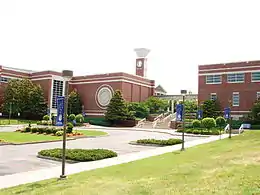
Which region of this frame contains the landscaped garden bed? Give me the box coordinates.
[130,138,182,147]
[37,148,117,163]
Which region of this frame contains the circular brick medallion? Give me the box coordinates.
[95,85,114,109]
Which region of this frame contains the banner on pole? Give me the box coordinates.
[176,104,184,122]
[56,96,65,126]
[197,110,203,119]
[224,107,231,119]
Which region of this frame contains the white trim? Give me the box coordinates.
[199,65,260,72]
[199,69,260,76]
[2,66,35,74]
[50,79,54,109]
[72,76,153,86]
[230,111,250,113]
[86,113,105,116]
[70,79,153,88]
[31,77,52,81]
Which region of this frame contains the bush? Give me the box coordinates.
[202,117,216,129]
[75,114,84,123]
[136,138,182,146]
[31,128,38,133]
[216,116,226,127]
[69,114,76,121]
[55,131,63,136]
[24,126,31,132]
[192,120,201,128]
[89,120,112,127]
[192,129,200,134]
[67,122,73,133]
[127,102,149,119]
[43,115,50,121]
[38,148,117,162]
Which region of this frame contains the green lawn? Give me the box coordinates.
[1,131,260,194]
[0,130,107,143]
[0,119,37,125]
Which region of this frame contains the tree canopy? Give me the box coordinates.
[68,89,82,115]
[144,96,168,114]
[201,99,221,118]
[3,79,47,119]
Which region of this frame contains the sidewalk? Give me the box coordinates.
[0,134,234,189]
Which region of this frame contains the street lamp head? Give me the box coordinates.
[62,70,73,81]
[181,90,187,96]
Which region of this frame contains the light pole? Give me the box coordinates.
[181,89,187,151]
[60,70,73,179]
[228,99,232,139]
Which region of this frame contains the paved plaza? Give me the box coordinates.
[0,126,206,176]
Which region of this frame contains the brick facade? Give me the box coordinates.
[198,60,260,119]
[0,61,155,117]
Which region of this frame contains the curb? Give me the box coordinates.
[86,126,211,138]
[37,155,78,164]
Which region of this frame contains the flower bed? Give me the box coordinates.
[136,138,182,146]
[16,127,84,137]
[38,148,117,162]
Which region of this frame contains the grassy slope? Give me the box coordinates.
[0,130,107,143]
[1,131,260,194]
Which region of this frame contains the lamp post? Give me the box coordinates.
[228,99,232,139]
[8,97,15,125]
[181,89,187,151]
[60,70,73,179]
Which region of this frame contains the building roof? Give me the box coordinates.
[155,85,167,93]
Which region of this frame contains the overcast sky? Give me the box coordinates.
[1,0,260,94]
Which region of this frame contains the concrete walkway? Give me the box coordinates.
[0,134,235,189]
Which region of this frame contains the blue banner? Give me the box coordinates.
[197,110,203,119]
[56,96,65,126]
[224,107,231,119]
[176,104,184,122]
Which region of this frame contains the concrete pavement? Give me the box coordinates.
[0,134,234,189]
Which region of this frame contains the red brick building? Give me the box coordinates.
[198,60,260,119]
[0,48,155,117]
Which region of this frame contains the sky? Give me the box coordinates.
[1,0,260,94]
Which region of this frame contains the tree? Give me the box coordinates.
[105,90,130,123]
[183,100,198,114]
[249,99,260,123]
[68,89,82,115]
[3,79,47,119]
[201,99,221,118]
[144,96,168,114]
[127,102,149,119]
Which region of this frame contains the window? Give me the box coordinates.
[257,92,260,100]
[232,92,240,106]
[210,93,217,101]
[0,77,9,83]
[206,75,222,84]
[252,72,260,82]
[51,80,64,109]
[227,73,244,83]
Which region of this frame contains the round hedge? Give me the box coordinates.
[136,138,182,146]
[192,119,201,128]
[38,148,117,162]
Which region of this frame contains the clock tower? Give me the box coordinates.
[134,48,150,77]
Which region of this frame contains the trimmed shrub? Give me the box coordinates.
[202,117,216,129]
[67,122,73,133]
[38,148,117,161]
[55,131,63,136]
[89,120,112,127]
[24,127,31,132]
[192,129,200,134]
[136,138,182,146]
[69,114,76,121]
[31,128,38,133]
[43,115,50,121]
[216,116,226,127]
[75,114,84,123]
[192,120,201,128]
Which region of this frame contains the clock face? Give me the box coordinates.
[136,60,143,68]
